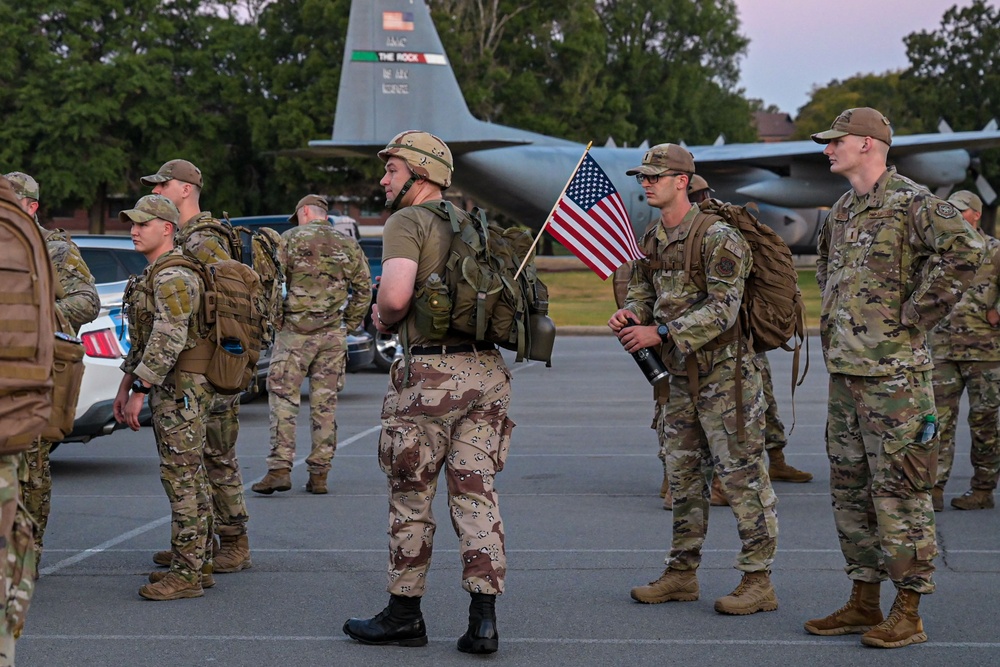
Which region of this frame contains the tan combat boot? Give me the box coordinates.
[138,571,204,601]
[152,550,172,567]
[710,476,728,506]
[767,448,813,483]
[306,472,329,494]
[860,589,927,648]
[931,486,944,512]
[714,571,778,615]
[804,580,883,635]
[214,534,252,573]
[149,562,215,589]
[251,469,292,495]
[951,489,994,510]
[630,568,699,603]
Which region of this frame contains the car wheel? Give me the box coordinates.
[368,323,400,372]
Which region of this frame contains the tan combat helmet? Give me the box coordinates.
[378,130,454,188]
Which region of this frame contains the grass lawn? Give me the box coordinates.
[542,268,822,328]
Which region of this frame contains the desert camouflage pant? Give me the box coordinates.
[205,392,249,537]
[931,359,1000,491]
[1,455,35,641]
[150,371,214,583]
[267,328,346,474]
[657,352,778,572]
[379,350,514,597]
[826,371,937,594]
[18,438,53,557]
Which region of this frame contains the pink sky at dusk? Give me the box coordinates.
[734,0,999,116]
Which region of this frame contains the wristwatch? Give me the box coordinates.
[131,380,151,395]
[656,324,670,343]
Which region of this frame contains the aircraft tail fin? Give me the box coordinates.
[316,0,544,156]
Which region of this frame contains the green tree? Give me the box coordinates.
[792,72,917,140]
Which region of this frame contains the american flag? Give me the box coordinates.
[546,153,643,279]
[382,11,414,31]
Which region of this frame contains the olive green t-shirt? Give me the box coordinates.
[382,202,468,346]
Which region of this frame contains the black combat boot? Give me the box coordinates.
[457,592,499,654]
[343,594,427,647]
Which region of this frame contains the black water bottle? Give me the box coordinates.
[623,318,669,385]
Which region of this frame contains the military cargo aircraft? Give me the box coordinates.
[307,0,1000,254]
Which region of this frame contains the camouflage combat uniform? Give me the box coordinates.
[21,226,99,560]
[816,167,983,593]
[624,205,778,573]
[175,213,249,539]
[379,204,514,597]
[927,228,1000,494]
[0,456,35,653]
[265,218,371,475]
[758,353,787,452]
[123,248,214,583]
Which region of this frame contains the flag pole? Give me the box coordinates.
[514,141,593,280]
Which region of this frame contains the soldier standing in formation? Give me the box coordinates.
[609,144,780,616]
[807,107,983,648]
[928,190,1000,512]
[142,159,253,574]
[252,194,371,495]
[343,131,512,654]
[114,195,216,600]
[686,176,812,512]
[4,171,99,565]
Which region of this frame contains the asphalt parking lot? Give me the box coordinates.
[18,335,1000,667]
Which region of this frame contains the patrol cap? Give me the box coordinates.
[811,107,892,146]
[948,190,983,214]
[140,159,204,188]
[119,194,180,225]
[288,194,329,222]
[625,143,695,177]
[688,174,713,194]
[4,171,39,200]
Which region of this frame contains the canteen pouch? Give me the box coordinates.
[413,275,452,341]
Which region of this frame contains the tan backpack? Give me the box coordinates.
[0,178,56,453]
[133,254,264,395]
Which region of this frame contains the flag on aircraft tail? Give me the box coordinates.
[546,153,643,279]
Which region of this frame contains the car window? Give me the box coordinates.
[80,247,147,284]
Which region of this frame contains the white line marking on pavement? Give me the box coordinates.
[42,425,383,576]
[20,635,1000,648]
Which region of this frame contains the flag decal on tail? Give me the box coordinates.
[382,11,414,31]
[546,153,644,279]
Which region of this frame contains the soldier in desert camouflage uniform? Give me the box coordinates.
[5,171,99,564]
[343,131,512,655]
[806,108,983,648]
[142,159,252,574]
[252,194,371,495]
[113,195,215,601]
[927,190,1000,512]
[610,144,780,617]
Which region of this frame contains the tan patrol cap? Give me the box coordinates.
[688,174,712,194]
[948,190,983,214]
[119,194,180,225]
[4,171,39,200]
[811,107,892,146]
[626,143,695,177]
[289,194,329,222]
[140,159,204,188]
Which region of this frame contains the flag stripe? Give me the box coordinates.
[545,153,644,279]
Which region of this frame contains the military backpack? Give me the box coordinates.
[415,201,553,365]
[231,222,285,347]
[128,253,265,395]
[0,178,56,453]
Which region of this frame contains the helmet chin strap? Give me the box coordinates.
[386,175,420,211]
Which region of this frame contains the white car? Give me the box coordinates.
[68,235,149,442]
